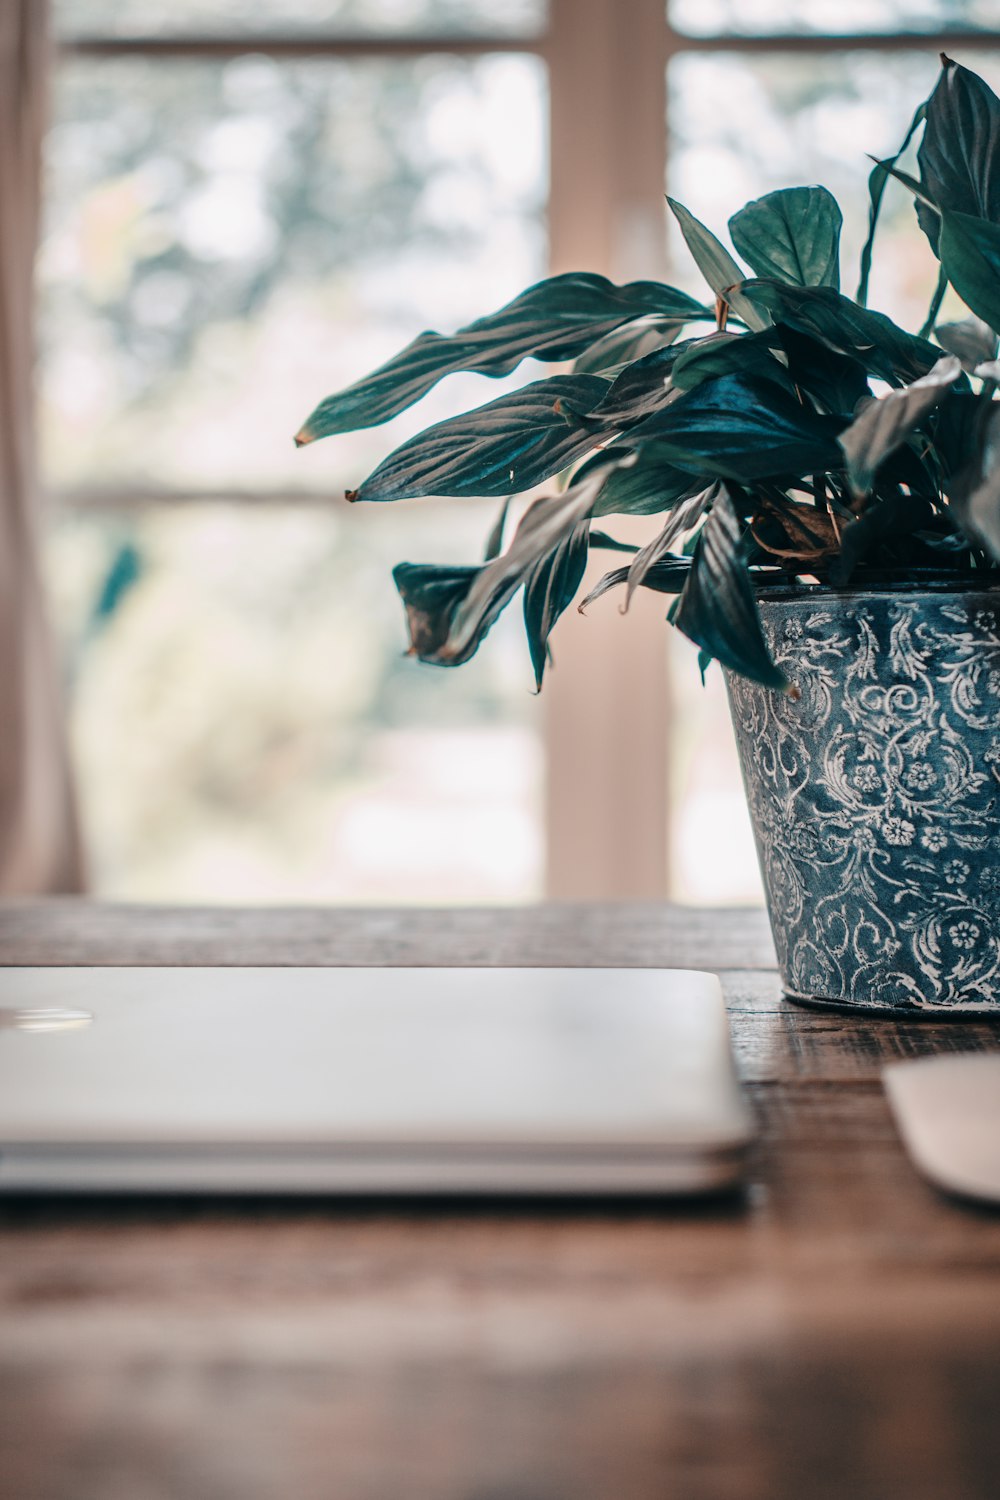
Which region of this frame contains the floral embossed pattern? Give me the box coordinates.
[726,590,1000,1012]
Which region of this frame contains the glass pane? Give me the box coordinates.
[48,501,543,902]
[40,54,546,494]
[669,0,1000,36]
[667,50,1000,330]
[56,1,548,40]
[43,51,547,902]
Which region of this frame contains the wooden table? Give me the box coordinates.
[2,901,999,1500]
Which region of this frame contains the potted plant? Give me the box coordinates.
[296,56,1000,1015]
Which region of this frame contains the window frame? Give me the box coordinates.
[51,2,1000,901]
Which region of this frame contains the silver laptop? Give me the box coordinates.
[0,966,751,1195]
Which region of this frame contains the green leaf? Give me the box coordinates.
[917,57,1000,256]
[919,265,949,341]
[579,555,691,611]
[395,462,613,671]
[945,402,1000,561]
[857,100,926,305]
[573,317,685,375]
[483,497,511,560]
[295,273,709,443]
[590,342,690,424]
[393,563,484,663]
[775,325,870,417]
[935,315,998,371]
[350,374,609,502]
[931,390,991,485]
[669,328,795,397]
[620,485,715,612]
[740,279,943,386]
[627,372,845,482]
[589,531,639,553]
[671,487,788,692]
[729,186,842,292]
[523,521,590,690]
[837,355,963,499]
[938,210,1000,336]
[829,492,937,586]
[573,445,699,518]
[666,198,769,331]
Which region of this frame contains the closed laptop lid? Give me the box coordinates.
[0,967,749,1156]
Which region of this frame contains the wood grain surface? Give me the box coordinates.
[2,901,999,1500]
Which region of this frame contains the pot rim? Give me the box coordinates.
[753,573,1000,604]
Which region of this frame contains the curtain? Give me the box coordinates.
[0,0,85,894]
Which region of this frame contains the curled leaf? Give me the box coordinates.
[395,462,615,672]
[935,315,998,371]
[393,564,484,663]
[672,486,788,692]
[523,521,590,689]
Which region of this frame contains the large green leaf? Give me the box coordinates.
[740,279,942,386]
[837,356,962,498]
[350,375,609,502]
[627,372,845,482]
[917,57,1000,256]
[729,186,842,292]
[938,211,1000,336]
[672,487,788,691]
[666,198,769,331]
[295,273,709,443]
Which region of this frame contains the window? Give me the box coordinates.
[42,1,1000,904]
[44,4,549,902]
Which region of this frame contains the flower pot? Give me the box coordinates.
[725,582,1000,1014]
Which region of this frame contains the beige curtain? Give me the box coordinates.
[0,0,85,894]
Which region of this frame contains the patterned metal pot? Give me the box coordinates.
[725,582,1000,1014]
